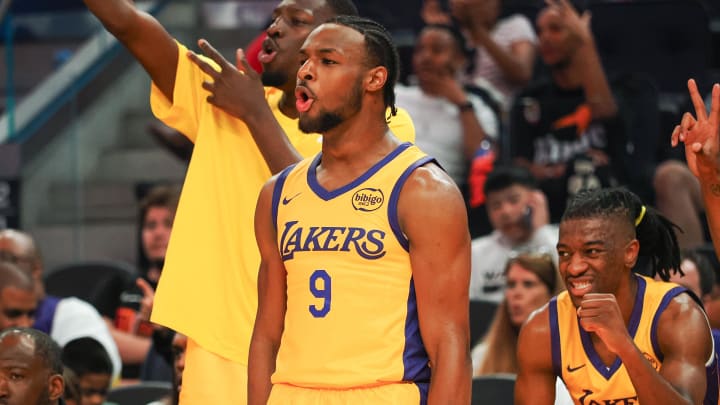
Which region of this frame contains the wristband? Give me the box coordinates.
[457,101,474,112]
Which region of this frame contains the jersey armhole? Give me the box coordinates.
[549,296,562,379]
[387,156,436,252]
[650,286,689,362]
[271,164,297,231]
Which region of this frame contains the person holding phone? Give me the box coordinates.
[470,165,558,303]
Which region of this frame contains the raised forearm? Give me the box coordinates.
[575,38,617,119]
[470,28,533,84]
[83,0,138,36]
[244,106,302,173]
[458,107,488,161]
[699,170,720,261]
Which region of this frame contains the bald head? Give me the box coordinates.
[0,262,34,293]
[0,229,41,270]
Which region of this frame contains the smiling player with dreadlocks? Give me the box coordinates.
[516,187,719,405]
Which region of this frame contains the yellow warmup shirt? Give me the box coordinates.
[271,143,432,397]
[550,274,719,404]
[149,43,415,364]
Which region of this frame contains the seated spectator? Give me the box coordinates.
[449,0,537,109]
[96,185,179,379]
[396,22,499,187]
[61,337,113,405]
[510,0,621,222]
[653,160,707,250]
[0,261,37,330]
[0,327,65,405]
[472,253,571,404]
[0,229,121,381]
[470,165,557,302]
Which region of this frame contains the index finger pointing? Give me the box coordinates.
[710,83,720,128]
[136,277,154,298]
[198,38,231,69]
[688,78,708,121]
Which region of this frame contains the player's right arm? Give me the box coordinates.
[515,306,557,405]
[82,0,178,101]
[248,178,287,405]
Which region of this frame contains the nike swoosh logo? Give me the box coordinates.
[566,364,586,373]
[282,192,301,205]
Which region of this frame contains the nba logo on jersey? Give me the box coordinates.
[352,188,384,212]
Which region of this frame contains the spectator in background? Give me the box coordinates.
[0,261,36,330]
[97,185,179,379]
[472,253,572,404]
[470,165,557,302]
[0,230,121,381]
[396,23,499,187]
[0,327,65,405]
[449,0,537,110]
[511,0,620,222]
[61,338,114,405]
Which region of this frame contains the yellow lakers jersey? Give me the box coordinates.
[271,142,432,395]
[550,274,719,404]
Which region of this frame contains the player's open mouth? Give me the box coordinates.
[259,38,278,64]
[295,86,315,113]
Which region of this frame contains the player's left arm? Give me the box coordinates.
[621,293,711,404]
[399,162,472,404]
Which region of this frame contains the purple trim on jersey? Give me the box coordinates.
[402,278,431,384]
[307,143,412,201]
[271,164,296,231]
[549,297,562,378]
[704,346,720,405]
[416,381,429,405]
[388,156,435,252]
[579,275,646,380]
[650,285,687,362]
[33,295,61,334]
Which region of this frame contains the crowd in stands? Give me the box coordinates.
[3,0,720,403]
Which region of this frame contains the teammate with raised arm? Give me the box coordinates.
[80,0,414,403]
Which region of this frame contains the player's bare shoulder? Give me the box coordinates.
[400,161,463,204]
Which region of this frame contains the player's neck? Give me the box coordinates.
[616,273,640,325]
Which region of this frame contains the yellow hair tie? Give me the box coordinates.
[635,205,646,227]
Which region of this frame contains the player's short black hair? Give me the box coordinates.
[484,165,537,196]
[326,15,400,119]
[326,0,359,17]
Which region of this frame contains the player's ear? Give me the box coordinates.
[624,238,640,268]
[365,66,388,92]
[47,374,64,400]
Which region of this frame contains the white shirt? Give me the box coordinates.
[470,14,537,108]
[395,84,499,185]
[469,224,558,302]
[51,297,122,380]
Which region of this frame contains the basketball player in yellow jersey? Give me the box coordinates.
[82,0,415,403]
[251,16,471,404]
[516,187,719,405]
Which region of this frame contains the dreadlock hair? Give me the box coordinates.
[326,0,359,16]
[325,15,399,119]
[561,187,681,281]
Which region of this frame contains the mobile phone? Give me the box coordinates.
[521,205,533,230]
